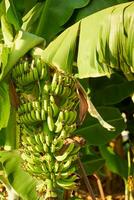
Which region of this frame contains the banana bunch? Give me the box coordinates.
[12,54,82,199]
[12,57,48,86]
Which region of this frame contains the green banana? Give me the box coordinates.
[55,143,75,162]
[58,73,62,84]
[41,109,46,120]
[41,163,49,174]
[52,138,64,151]
[30,110,37,121]
[62,99,74,110]
[54,161,59,173]
[21,134,29,145]
[50,95,59,117]
[42,99,49,112]
[56,175,77,189]
[21,153,34,164]
[27,102,32,111]
[59,159,72,172]
[33,68,39,80]
[43,143,49,152]
[26,113,33,123]
[23,114,29,123]
[36,57,42,74]
[43,82,51,94]
[35,110,41,121]
[32,155,41,164]
[34,134,43,146]
[18,105,24,114]
[40,67,45,79]
[38,132,45,143]
[51,72,58,92]
[47,114,55,132]
[56,111,64,122]
[32,101,40,110]
[20,63,24,74]
[70,145,80,156]
[63,110,69,123]
[30,59,35,69]
[54,84,60,95]
[57,129,67,140]
[60,86,67,96]
[23,60,29,72]
[65,123,76,134]
[45,134,52,146]
[43,122,53,145]
[30,165,43,174]
[51,143,56,153]
[67,110,77,124]
[29,71,34,82]
[50,102,59,117]
[22,124,35,135]
[26,136,36,146]
[57,166,76,179]
[55,121,63,133]
[35,144,43,152]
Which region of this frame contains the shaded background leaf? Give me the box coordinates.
[75,0,130,21]
[89,74,134,106]
[75,107,126,145]
[35,0,89,43]
[99,145,129,179]
[4,0,21,30]
[81,154,105,175]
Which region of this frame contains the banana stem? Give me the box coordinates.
[77,156,96,200]
[4,106,17,150]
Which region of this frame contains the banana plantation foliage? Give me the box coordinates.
[0,0,133,200]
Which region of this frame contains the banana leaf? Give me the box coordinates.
[99,145,129,179]
[75,106,126,145]
[75,0,130,21]
[0,151,38,200]
[35,0,89,43]
[43,2,134,79]
[89,75,134,105]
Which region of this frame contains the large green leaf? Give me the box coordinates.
[89,75,134,105]
[76,0,130,21]
[35,0,89,43]
[0,151,38,200]
[1,15,13,46]
[0,44,10,78]
[13,0,38,14]
[81,154,105,175]
[43,2,134,79]
[77,2,134,79]
[1,31,44,80]
[42,22,80,73]
[99,145,129,179]
[0,81,10,130]
[75,107,126,145]
[22,2,44,32]
[4,0,21,30]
